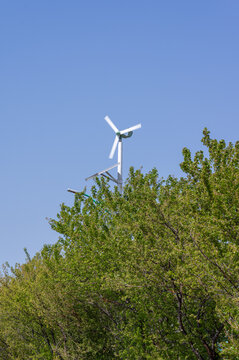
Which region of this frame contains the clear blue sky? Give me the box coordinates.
[1,1,239,266]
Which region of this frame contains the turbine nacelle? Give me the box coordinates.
[104,115,141,159]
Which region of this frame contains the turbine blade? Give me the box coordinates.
[120,123,141,135]
[109,136,119,159]
[104,115,119,133]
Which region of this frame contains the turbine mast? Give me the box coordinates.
[117,137,123,193]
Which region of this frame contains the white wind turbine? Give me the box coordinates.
[68,115,141,195]
[104,116,141,192]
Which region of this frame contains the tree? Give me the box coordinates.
[0,128,239,359]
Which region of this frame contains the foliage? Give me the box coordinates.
[0,128,239,359]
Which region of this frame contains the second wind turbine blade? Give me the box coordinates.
[104,115,119,133]
[109,136,119,159]
[120,123,141,135]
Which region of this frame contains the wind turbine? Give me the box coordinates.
[68,115,141,196]
[104,116,141,192]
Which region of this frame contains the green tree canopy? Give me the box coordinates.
[0,128,239,359]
